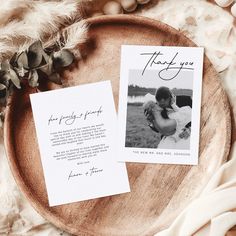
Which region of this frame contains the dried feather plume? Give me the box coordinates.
[45,20,88,59]
[0,0,84,61]
[61,21,88,55]
[0,0,89,120]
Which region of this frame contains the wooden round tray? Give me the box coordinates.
[4,15,231,236]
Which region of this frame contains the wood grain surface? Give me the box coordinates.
[4,15,232,236]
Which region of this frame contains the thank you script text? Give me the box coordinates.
[141,51,194,81]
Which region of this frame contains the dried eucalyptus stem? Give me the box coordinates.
[0,40,75,105]
[0,20,88,126]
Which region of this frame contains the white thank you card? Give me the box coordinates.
[118,45,204,165]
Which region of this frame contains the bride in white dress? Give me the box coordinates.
[143,87,192,150]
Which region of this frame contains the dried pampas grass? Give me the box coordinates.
[0,0,87,61]
[0,1,31,27]
[61,21,88,51]
[45,20,88,58]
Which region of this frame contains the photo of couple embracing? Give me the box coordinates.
[143,86,192,150]
[125,69,193,151]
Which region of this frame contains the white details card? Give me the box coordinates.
[30,81,130,206]
[118,45,204,165]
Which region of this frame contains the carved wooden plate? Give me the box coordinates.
[4,15,231,235]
